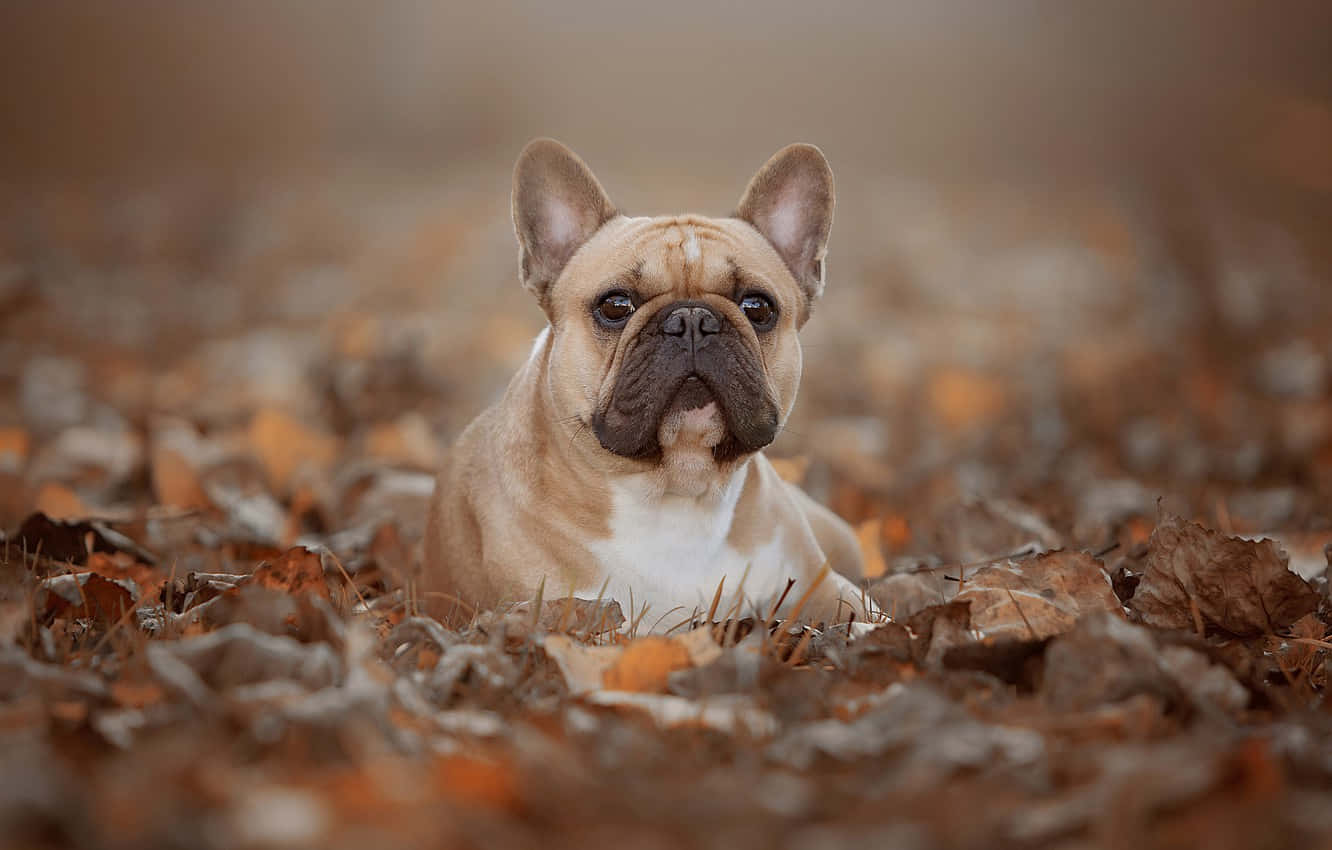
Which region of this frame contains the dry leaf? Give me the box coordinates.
[544,628,720,695]
[1129,514,1319,636]
[247,408,341,494]
[150,445,211,510]
[251,547,332,601]
[32,482,90,522]
[956,550,1123,639]
[906,599,974,668]
[542,635,622,695]
[37,572,138,623]
[601,636,693,693]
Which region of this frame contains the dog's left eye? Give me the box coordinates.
[739,294,777,329]
[594,292,636,327]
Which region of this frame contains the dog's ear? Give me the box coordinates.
[735,143,835,305]
[512,139,618,307]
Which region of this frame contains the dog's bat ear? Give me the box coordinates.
[512,139,618,307]
[735,143,835,305]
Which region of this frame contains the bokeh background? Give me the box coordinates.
[2,0,1331,558]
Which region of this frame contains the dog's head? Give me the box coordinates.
[512,139,834,493]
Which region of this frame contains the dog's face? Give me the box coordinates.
[511,140,834,493]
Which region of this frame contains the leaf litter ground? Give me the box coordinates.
[2,167,1332,850]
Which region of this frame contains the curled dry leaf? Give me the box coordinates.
[1129,514,1319,636]
[956,550,1124,640]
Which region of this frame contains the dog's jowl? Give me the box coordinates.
[423,139,871,626]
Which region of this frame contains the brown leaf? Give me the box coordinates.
[14,512,152,567]
[956,550,1124,639]
[251,547,332,601]
[1129,514,1319,637]
[37,572,138,624]
[906,599,973,668]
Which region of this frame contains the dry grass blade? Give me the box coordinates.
[781,563,829,627]
[325,548,369,614]
[705,576,726,625]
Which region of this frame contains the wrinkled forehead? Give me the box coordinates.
[558,214,794,303]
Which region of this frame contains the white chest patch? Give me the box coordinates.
[584,466,802,628]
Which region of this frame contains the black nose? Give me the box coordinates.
[661,304,722,353]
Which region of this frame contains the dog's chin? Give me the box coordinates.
[656,398,727,498]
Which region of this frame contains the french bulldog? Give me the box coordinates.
[422,139,871,627]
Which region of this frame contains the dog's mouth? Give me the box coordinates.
[591,300,781,464]
[668,375,714,414]
[595,372,773,465]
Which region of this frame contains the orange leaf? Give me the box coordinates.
[33,482,90,522]
[150,445,211,510]
[601,636,692,693]
[247,408,340,494]
[251,547,331,600]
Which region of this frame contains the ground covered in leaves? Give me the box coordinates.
[2,154,1332,850]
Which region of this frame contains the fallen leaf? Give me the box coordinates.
[867,571,947,620]
[37,572,138,624]
[542,635,622,695]
[601,636,693,693]
[14,513,153,567]
[247,408,341,494]
[150,445,211,510]
[906,599,974,668]
[955,550,1123,639]
[1129,514,1319,636]
[544,628,720,695]
[251,547,332,601]
[32,482,90,522]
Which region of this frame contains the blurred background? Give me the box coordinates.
[1,0,1330,564]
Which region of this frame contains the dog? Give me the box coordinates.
[422,139,871,627]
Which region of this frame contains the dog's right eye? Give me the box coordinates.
[593,292,636,328]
